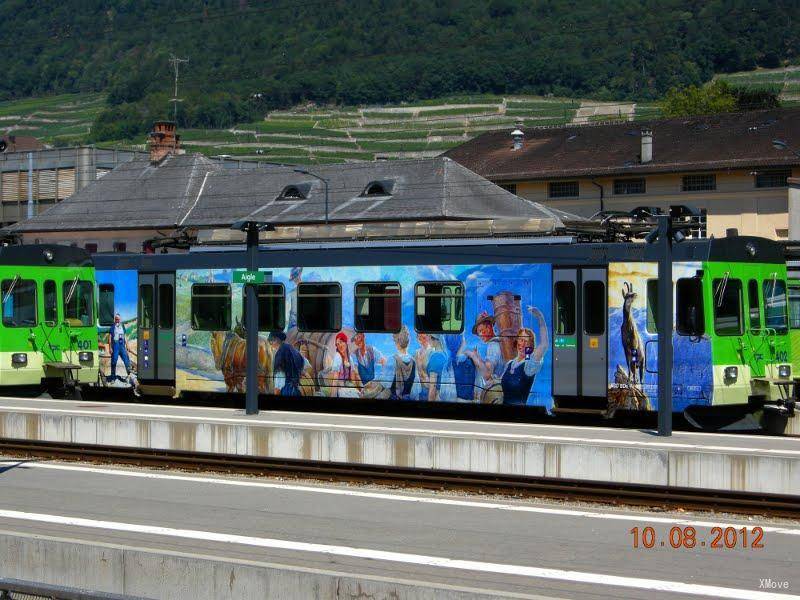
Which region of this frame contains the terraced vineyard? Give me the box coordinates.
[3,92,660,163]
[716,66,800,103]
[182,96,659,164]
[0,93,105,145]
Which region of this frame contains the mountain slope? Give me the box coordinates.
[0,1,798,141]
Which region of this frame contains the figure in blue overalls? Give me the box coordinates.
[108,313,132,382]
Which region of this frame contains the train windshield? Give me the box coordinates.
[63,281,94,327]
[1,278,37,327]
[763,278,788,334]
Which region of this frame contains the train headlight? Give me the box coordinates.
[78,351,93,363]
[724,366,738,381]
[11,353,27,366]
[778,365,791,379]
[43,249,54,262]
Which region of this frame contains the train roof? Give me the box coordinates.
[93,234,785,272]
[0,244,92,268]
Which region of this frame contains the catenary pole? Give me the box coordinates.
[656,214,673,436]
[245,223,259,415]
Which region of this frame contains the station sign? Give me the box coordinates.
[233,270,265,284]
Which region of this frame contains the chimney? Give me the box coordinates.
[511,128,524,151]
[641,128,653,164]
[148,121,181,164]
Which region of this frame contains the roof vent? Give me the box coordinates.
[361,180,394,197]
[511,128,524,151]
[641,129,653,164]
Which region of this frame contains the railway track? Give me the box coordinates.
[1,438,798,519]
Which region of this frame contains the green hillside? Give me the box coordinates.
[0,0,797,144]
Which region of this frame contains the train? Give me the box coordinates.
[0,244,98,397]
[88,231,796,433]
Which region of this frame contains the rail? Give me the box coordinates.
[1,438,798,519]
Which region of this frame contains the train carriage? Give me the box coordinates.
[0,244,98,396]
[93,232,794,432]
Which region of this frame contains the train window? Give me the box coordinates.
[646,279,658,334]
[1,278,37,327]
[63,280,93,327]
[554,281,575,335]
[713,278,742,336]
[242,283,285,331]
[763,278,788,334]
[44,280,57,324]
[298,283,341,332]
[355,282,401,333]
[789,286,800,329]
[747,280,761,334]
[140,285,153,330]
[191,284,231,331]
[676,278,704,336]
[158,284,174,330]
[583,280,605,335]
[98,284,115,326]
[414,282,463,333]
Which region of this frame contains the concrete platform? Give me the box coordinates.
[0,397,798,497]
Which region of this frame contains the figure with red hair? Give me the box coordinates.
[325,331,362,397]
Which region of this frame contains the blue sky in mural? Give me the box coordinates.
[96,270,137,322]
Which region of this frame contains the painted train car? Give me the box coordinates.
[0,244,98,396]
[93,233,795,432]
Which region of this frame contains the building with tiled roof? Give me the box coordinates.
[444,108,800,240]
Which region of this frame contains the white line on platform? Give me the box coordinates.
[0,508,791,599]
[0,403,797,455]
[5,460,799,537]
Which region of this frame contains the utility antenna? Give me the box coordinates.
[169,54,189,121]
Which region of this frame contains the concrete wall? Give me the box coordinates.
[510,168,798,240]
[0,532,505,600]
[0,409,797,496]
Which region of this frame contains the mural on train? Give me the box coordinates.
[97,269,138,385]
[607,262,712,412]
[174,263,555,408]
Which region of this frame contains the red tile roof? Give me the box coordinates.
[0,135,45,153]
[443,108,800,182]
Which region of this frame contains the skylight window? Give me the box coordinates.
[361,180,394,197]
[277,185,306,201]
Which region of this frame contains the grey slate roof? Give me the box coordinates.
[12,153,224,232]
[185,156,564,227]
[12,154,567,233]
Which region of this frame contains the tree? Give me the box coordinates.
[662,80,782,117]
[661,80,737,117]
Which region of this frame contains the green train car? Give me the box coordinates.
[0,244,97,396]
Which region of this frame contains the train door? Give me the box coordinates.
[137,272,175,386]
[39,279,62,364]
[552,268,608,402]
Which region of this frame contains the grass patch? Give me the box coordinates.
[180,129,256,142]
[351,129,431,140]
[362,111,417,120]
[358,140,458,152]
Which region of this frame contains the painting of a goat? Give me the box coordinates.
[621,282,645,384]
